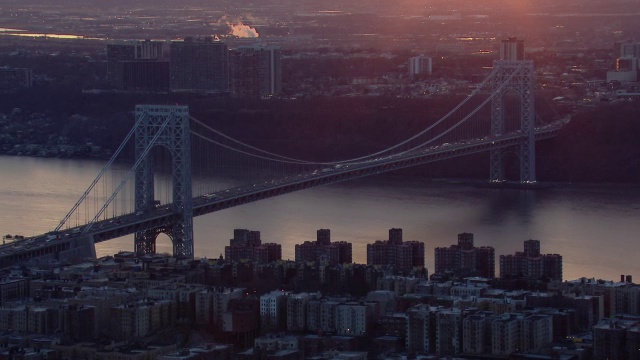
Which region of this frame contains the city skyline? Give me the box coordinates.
[1,32,640,280]
[0,1,638,358]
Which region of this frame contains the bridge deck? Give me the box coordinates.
[0,121,566,266]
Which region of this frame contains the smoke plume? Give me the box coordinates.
[228,22,259,38]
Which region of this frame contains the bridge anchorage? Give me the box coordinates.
[490,59,536,184]
[134,105,194,258]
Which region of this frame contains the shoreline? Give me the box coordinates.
[382,174,640,190]
[2,153,639,190]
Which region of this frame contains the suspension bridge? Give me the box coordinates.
[0,59,569,267]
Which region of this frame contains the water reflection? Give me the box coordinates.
[480,188,537,226]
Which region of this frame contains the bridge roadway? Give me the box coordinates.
[0,121,565,265]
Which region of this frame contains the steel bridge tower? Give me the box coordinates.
[134,105,194,258]
[490,40,536,183]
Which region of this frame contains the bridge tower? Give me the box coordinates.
[490,38,536,183]
[134,105,194,258]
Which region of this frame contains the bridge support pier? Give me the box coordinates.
[490,60,536,183]
[489,149,506,182]
[134,105,194,259]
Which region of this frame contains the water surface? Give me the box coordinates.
[1,155,638,282]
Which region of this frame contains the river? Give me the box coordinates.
[1,155,639,282]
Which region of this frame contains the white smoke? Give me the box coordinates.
[228,22,259,38]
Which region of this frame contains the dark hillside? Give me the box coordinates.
[537,101,640,183]
[2,88,639,183]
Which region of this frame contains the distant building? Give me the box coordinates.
[295,229,353,265]
[0,277,29,304]
[55,342,176,360]
[120,60,170,90]
[499,37,525,61]
[520,314,553,353]
[106,43,136,83]
[366,228,425,274]
[335,302,373,336]
[0,305,59,334]
[377,276,420,296]
[435,309,463,356]
[286,292,318,332]
[230,228,262,247]
[593,317,640,360]
[307,297,342,333]
[222,297,259,346]
[434,233,495,278]
[158,343,234,360]
[406,304,436,354]
[106,40,170,90]
[0,67,32,92]
[491,313,519,356]
[608,41,640,82]
[462,312,491,355]
[230,44,282,98]
[109,299,176,340]
[135,39,169,59]
[170,37,229,93]
[408,55,432,80]
[59,304,96,341]
[499,239,563,281]
[194,287,243,327]
[260,290,288,332]
[225,229,282,264]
